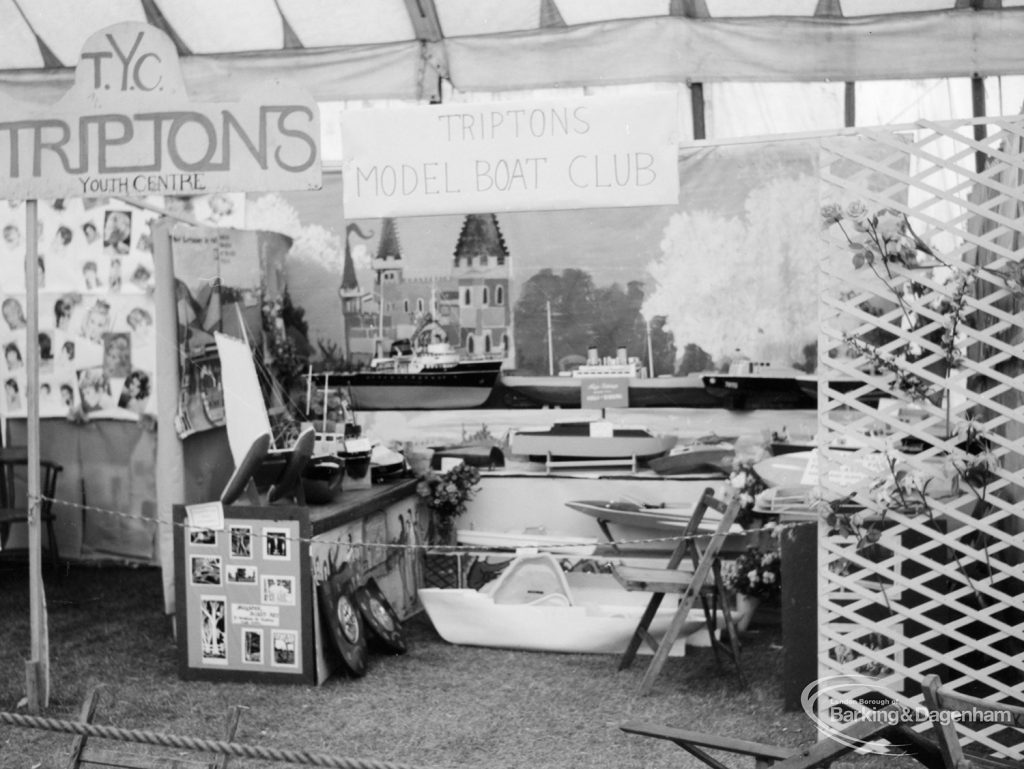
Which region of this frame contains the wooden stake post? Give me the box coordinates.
[24,200,46,712]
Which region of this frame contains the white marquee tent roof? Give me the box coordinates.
[5,0,1024,110]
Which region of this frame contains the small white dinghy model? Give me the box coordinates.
[419,552,731,656]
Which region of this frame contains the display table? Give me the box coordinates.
[173,478,422,684]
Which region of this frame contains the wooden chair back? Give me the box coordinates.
[921,674,1024,769]
[613,487,746,694]
[0,447,65,572]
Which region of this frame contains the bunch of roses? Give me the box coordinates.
[723,546,782,601]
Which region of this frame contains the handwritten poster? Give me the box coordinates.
[340,93,679,217]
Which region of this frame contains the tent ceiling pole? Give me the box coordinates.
[402,0,443,42]
[844,82,855,127]
[966,0,989,171]
[690,83,706,140]
[972,75,987,173]
[669,0,709,17]
[402,0,444,102]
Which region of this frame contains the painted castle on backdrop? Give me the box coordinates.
[338,215,512,368]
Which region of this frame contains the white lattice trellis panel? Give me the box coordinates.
[817,117,1024,760]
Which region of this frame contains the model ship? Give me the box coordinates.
[499,347,720,409]
[320,320,504,411]
[701,358,815,410]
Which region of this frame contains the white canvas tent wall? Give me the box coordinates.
[4,2,1024,125]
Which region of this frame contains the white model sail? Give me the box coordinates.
[215,331,273,463]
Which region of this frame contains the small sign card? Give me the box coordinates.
[186,501,225,532]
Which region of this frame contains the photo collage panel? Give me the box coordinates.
[187,519,301,672]
[0,193,247,420]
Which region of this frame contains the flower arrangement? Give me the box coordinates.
[723,546,782,602]
[820,201,935,271]
[416,462,481,544]
[728,461,768,528]
[821,198,987,477]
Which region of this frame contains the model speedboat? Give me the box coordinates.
[564,496,759,557]
[508,420,676,463]
[648,441,735,476]
[564,498,742,533]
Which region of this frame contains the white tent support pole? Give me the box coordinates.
[546,301,554,376]
[24,198,48,713]
[152,219,186,617]
[305,365,312,415]
[322,373,329,434]
[646,318,655,378]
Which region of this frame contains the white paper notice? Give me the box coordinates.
[187,501,225,532]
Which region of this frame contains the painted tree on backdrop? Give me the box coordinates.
[643,174,821,370]
[514,268,676,374]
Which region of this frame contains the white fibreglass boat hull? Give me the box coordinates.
[420,571,727,656]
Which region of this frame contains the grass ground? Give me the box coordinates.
[0,563,923,769]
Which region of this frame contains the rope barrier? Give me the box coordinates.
[0,711,424,769]
[36,493,803,553]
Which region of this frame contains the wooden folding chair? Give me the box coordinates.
[620,703,947,769]
[68,684,243,769]
[612,487,746,695]
[0,446,65,575]
[921,674,1024,769]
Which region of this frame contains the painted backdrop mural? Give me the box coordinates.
[259,141,822,382]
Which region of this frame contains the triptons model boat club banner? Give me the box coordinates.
[339,94,680,217]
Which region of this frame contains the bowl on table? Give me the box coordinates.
[301,456,345,504]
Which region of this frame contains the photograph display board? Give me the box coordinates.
[0,193,248,421]
[0,198,158,419]
[174,505,314,684]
